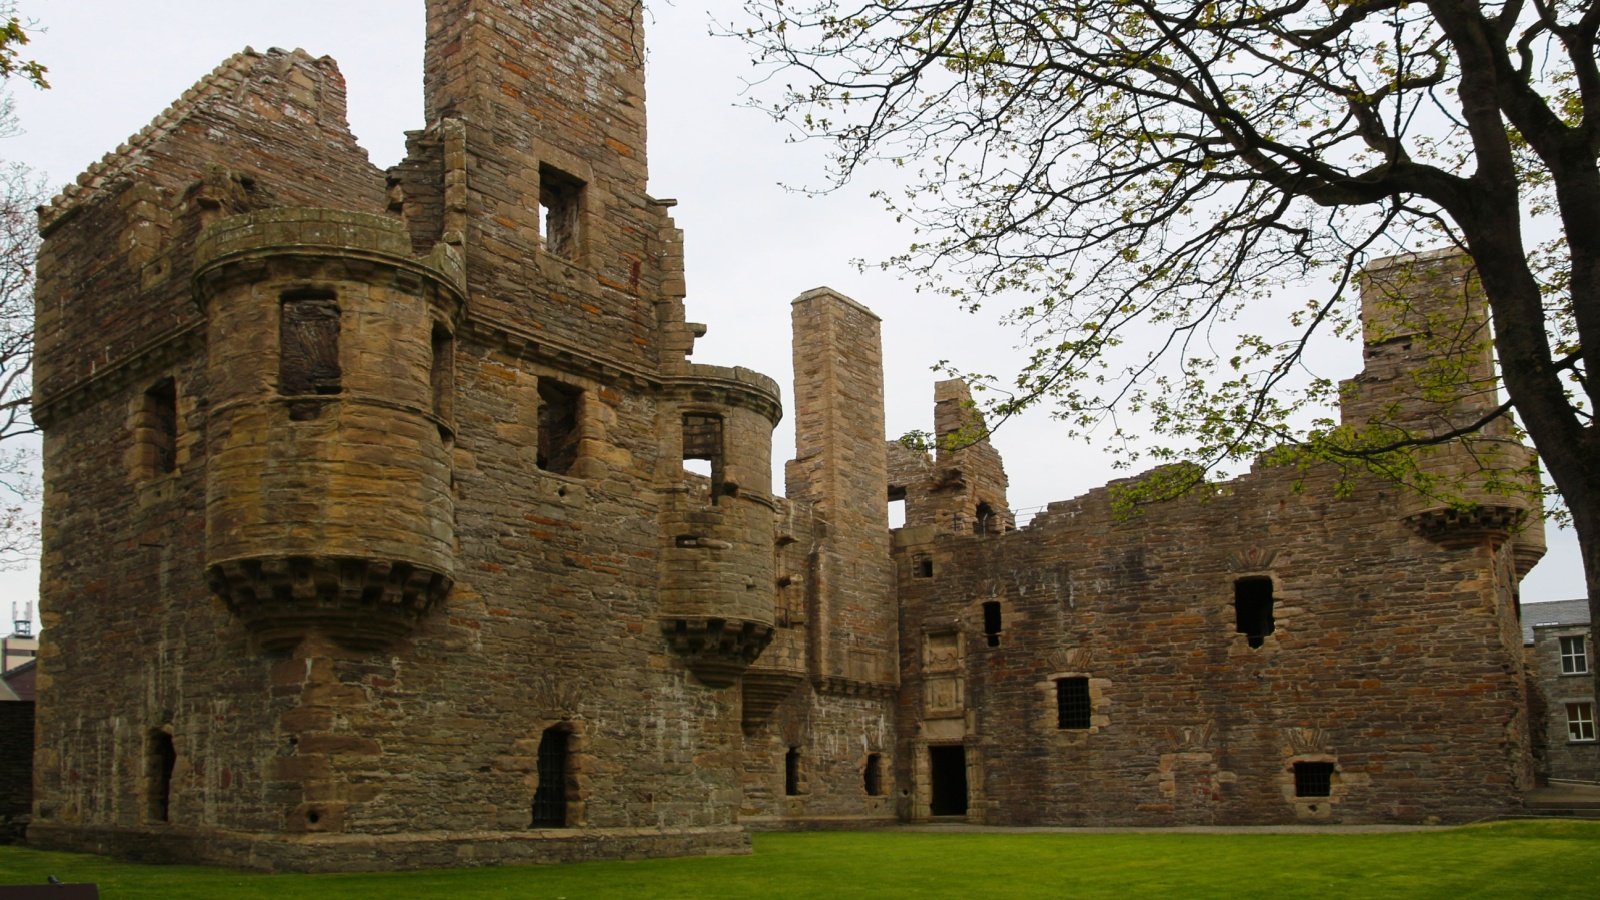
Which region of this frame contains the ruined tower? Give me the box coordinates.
[29,0,786,869]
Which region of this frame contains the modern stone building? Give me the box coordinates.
[26,0,1546,872]
[1524,600,1598,782]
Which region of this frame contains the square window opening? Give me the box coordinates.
[280,290,341,399]
[1294,761,1335,798]
[682,413,726,500]
[914,555,934,579]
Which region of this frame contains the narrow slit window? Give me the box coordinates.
[146,730,176,823]
[785,747,802,796]
[1055,677,1091,729]
[982,601,1002,648]
[430,322,453,429]
[537,379,582,475]
[864,753,883,796]
[530,726,569,827]
[1293,761,1335,797]
[140,378,178,476]
[539,164,584,260]
[1234,577,1275,648]
[1560,635,1589,675]
[1567,702,1596,742]
[280,291,341,397]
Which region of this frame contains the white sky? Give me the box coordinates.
[0,0,1584,629]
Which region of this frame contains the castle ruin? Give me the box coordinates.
[26,0,1544,871]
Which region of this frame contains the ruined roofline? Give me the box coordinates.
[38,47,333,231]
[1363,245,1466,274]
[792,286,881,321]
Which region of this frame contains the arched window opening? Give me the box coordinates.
[974,502,994,534]
[137,378,178,477]
[864,753,884,796]
[530,726,570,828]
[785,746,802,796]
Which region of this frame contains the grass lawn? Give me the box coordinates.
[2,821,1598,898]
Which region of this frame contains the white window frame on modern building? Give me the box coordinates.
[1566,702,1596,743]
[1560,635,1590,675]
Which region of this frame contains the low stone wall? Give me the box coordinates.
[26,823,750,873]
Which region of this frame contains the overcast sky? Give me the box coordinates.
[0,0,1583,625]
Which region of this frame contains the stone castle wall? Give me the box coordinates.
[894,460,1533,825]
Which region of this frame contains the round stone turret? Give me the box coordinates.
[194,208,465,651]
[658,365,782,686]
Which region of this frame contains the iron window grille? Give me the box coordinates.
[1294,761,1335,797]
[1056,677,1091,729]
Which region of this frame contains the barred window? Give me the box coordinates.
[1294,762,1335,798]
[1560,635,1589,675]
[1055,677,1091,730]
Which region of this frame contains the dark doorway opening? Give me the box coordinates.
[146,730,176,823]
[530,727,569,827]
[928,744,968,816]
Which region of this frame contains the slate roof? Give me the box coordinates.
[1523,598,1591,645]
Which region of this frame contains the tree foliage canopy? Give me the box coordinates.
[0,1,43,568]
[0,3,44,89]
[736,0,1597,524]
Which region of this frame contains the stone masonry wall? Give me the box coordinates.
[895,459,1533,825]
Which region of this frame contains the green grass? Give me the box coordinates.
[2,822,1598,898]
